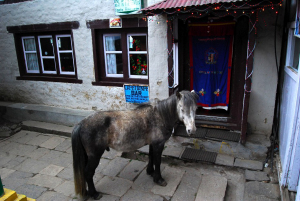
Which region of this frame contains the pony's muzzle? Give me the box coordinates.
[186,126,196,135]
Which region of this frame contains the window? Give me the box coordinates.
[286,27,300,72]
[7,21,81,83]
[92,27,148,87]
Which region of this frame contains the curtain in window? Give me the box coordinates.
[25,53,39,71]
[105,36,117,74]
[24,38,39,71]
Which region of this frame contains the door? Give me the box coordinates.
[177,16,249,131]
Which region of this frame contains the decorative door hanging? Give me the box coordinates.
[189,22,234,111]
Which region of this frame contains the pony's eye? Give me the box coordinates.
[181,109,184,113]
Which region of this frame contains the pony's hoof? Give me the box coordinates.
[155,178,167,186]
[92,192,102,200]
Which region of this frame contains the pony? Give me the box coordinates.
[72,90,199,199]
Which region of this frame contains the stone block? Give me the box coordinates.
[27,174,64,189]
[10,130,39,144]
[39,150,63,164]
[5,156,27,169]
[0,168,15,179]
[8,143,37,157]
[40,136,66,149]
[95,176,133,197]
[245,170,270,181]
[26,134,51,146]
[37,191,71,201]
[54,180,76,197]
[119,160,147,181]
[55,138,71,152]
[172,170,202,201]
[51,152,72,167]
[195,175,227,201]
[234,158,263,170]
[132,164,166,192]
[101,157,130,177]
[122,189,164,201]
[15,158,49,174]
[151,166,185,197]
[162,146,183,158]
[40,164,64,176]
[95,158,110,173]
[215,154,235,166]
[16,184,47,199]
[244,181,280,200]
[28,148,50,160]
[57,167,74,181]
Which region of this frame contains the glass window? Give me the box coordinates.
[56,35,75,74]
[22,37,39,73]
[103,35,123,77]
[38,36,56,74]
[128,34,147,78]
[287,29,300,71]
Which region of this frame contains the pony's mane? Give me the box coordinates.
[155,93,178,130]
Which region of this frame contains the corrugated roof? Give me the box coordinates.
[142,0,245,11]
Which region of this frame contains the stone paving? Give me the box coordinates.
[0,128,281,201]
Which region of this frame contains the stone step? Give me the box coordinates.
[0,188,36,201]
[195,175,227,201]
[22,121,73,137]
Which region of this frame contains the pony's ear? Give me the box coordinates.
[191,90,195,93]
[176,91,182,100]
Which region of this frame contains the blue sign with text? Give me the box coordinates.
[124,84,149,104]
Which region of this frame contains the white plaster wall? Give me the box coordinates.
[148,14,169,100]
[0,0,154,110]
[248,10,283,136]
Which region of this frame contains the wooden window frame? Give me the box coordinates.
[7,21,82,83]
[87,18,148,87]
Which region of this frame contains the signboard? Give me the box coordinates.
[114,0,142,15]
[124,84,149,104]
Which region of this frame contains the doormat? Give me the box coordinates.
[206,129,240,142]
[174,125,240,142]
[180,147,217,163]
[173,125,207,138]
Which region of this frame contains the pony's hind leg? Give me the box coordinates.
[85,148,105,200]
[152,142,167,186]
[146,144,154,176]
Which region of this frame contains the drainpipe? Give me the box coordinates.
[0,176,4,197]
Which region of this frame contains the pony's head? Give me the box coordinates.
[176,90,199,135]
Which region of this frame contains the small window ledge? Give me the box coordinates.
[285,66,298,81]
[17,76,82,84]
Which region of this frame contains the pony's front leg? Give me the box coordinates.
[85,154,103,200]
[152,142,167,186]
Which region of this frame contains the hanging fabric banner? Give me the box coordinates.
[189,22,234,110]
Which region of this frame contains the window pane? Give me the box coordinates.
[43,59,56,71]
[293,36,300,70]
[128,35,147,51]
[58,37,72,51]
[23,38,36,51]
[40,37,54,56]
[129,54,147,75]
[105,36,121,51]
[25,53,39,71]
[60,53,74,72]
[106,53,123,74]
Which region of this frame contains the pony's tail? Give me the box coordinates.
[72,124,87,198]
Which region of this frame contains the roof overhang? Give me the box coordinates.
[141,0,282,16]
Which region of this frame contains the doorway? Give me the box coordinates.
[177,16,249,130]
